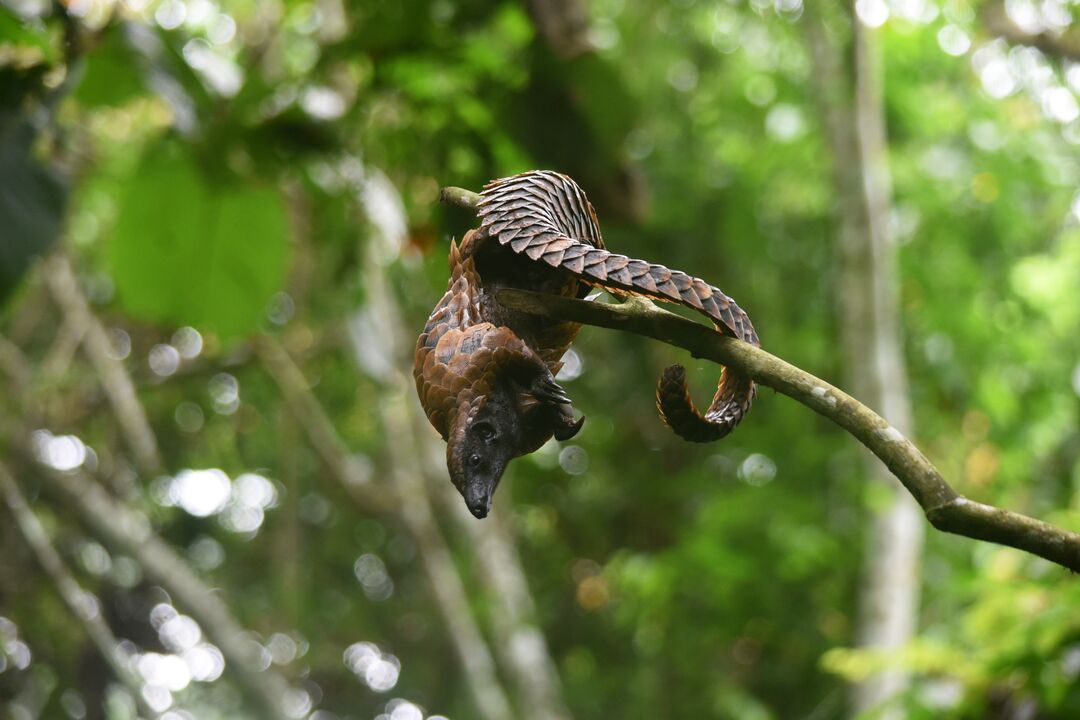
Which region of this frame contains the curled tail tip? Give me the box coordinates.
[655,364,749,443]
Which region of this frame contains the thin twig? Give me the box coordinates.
[39,316,87,381]
[43,254,164,477]
[0,334,33,388]
[439,186,484,210]
[440,185,1080,571]
[0,462,160,720]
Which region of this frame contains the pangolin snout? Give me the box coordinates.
[464,486,491,519]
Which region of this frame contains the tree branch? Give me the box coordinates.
[510,288,1080,569]
[440,186,483,211]
[982,2,1080,61]
[438,184,1080,571]
[0,333,32,388]
[0,462,161,720]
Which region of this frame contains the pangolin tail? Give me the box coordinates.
[477,170,759,442]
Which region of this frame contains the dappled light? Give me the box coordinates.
[344,642,401,693]
[33,430,92,472]
[152,468,278,535]
[3,0,1080,718]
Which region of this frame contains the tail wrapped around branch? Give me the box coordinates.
[478,170,760,442]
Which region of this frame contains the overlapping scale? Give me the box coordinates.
[479,171,760,442]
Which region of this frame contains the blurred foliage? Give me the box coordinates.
[0,114,66,300]
[109,139,288,338]
[1,0,1080,719]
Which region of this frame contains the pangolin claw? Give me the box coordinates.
[533,376,574,406]
[553,414,585,441]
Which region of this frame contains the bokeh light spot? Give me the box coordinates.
[738,453,777,486]
[855,0,889,27]
[172,469,232,517]
[149,343,181,376]
[558,445,590,475]
[33,431,88,471]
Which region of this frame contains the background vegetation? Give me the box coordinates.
[2,0,1080,719]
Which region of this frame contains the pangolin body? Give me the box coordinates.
[415,171,760,517]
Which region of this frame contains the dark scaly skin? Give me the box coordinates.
[477,170,760,442]
[416,170,760,516]
[415,235,575,443]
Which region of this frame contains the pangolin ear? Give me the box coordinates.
[516,392,540,414]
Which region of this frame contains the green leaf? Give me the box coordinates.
[109,141,288,338]
[74,25,147,108]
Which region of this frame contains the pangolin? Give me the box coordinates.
[415,171,760,518]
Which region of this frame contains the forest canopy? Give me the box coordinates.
[2,0,1080,719]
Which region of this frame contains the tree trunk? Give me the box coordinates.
[805,5,925,716]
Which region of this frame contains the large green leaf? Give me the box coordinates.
[109,141,288,338]
[74,24,147,108]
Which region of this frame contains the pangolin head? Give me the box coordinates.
[446,388,523,519]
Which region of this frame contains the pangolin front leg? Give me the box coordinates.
[476,170,760,442]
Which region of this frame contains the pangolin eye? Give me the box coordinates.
[469,454,482,468]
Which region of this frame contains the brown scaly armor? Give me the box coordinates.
[415,171,760,518]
